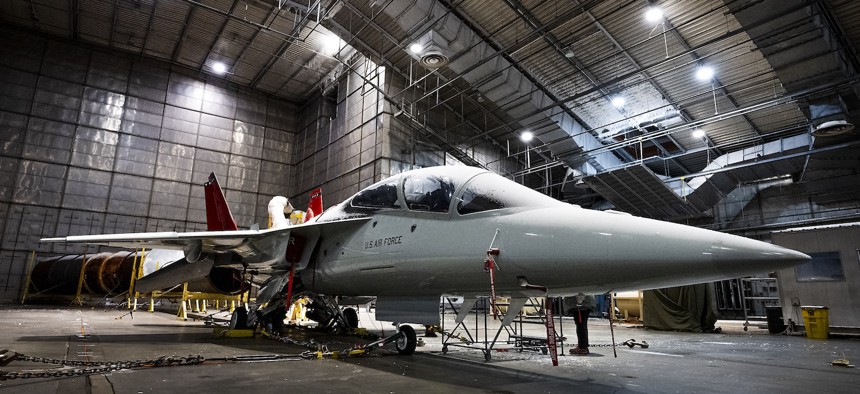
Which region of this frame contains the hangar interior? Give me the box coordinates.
[1,0,859,332]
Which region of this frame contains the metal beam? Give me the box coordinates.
[231,1,279,79]
[535,1,816,127]
[197,0,239,73]
[575,1,695,172]
[326,8,533,173]
[311,17,487,169]
[69,0,78,40]
[139,0,157,55]
[250,1,327,89]
[170,4,196,63]
[109,0,118,51]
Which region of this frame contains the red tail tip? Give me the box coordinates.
[204,173,239,231]
[305,188,323,222]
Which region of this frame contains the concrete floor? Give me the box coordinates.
[1,305,859,393]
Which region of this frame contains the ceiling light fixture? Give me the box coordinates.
[813,120,855,137]
[409,43,423,54]
[611,96,626,108]
[212,61,227,75]
[692,129,706,139]
[696,66,714,81]
[322,33,340,55]
[645,7,663,23]
[520,131,534,143]
[564,46,575,58]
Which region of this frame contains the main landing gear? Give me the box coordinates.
[299,296,417,355]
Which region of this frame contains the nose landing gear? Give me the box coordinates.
[358,324,418,355]
[394,325,417,355]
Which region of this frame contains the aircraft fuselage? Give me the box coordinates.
[304,203,805,298]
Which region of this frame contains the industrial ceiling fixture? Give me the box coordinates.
[520,131,534,143]
[408,31,450,68]
[322,33,341,56]
[211,61,227,75]
[564,45,575,58]
[696,66,714,81]
[419,48,449,68]
[644,7,664,23]
[812,120,855,137]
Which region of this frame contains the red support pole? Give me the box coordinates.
[284,261,296,312]
[485,248,501,319]
[544,297,559,366]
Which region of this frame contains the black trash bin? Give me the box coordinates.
[765,306,786,334]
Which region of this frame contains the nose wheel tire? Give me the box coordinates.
[395,325,417,355]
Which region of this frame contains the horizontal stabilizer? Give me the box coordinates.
[135,258,214,293]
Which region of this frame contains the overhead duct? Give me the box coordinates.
[681,134,813,198]
[583,134,813,219]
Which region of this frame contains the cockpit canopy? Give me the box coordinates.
[318,166,567,221]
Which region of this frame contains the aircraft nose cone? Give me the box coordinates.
[709,234,810,274]
[500,206,812,291]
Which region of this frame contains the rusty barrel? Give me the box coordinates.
[31,252,140,295]
[30,255,84,295]
[82,251,138,294]
[32,251,242,295]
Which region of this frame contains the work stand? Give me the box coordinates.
[440,296,565,361]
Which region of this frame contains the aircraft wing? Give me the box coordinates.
[41,217,370,269]
[42,229,269,250]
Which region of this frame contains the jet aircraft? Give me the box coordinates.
[42,166,810,354]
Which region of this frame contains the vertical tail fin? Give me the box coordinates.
[304,188,323,223]
[204,173,239,231]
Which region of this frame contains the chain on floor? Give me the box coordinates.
[0,350,206,381]
[0,327,389,381]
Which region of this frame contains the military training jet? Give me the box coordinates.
[42,166,810,355]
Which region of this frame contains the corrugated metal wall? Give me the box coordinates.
[772,226,860,328]
[293,57,388,208]
[290,54,521,210]
[0,29,297,302]
[0,30,520,302]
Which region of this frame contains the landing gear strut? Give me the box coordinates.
[359,324,417,355]
[304,296,358,333]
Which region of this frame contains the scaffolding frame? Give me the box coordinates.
[440,296,565,361]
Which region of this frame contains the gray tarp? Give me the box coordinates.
[643,284,717,332]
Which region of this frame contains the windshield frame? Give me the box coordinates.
[453,172,568,216]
